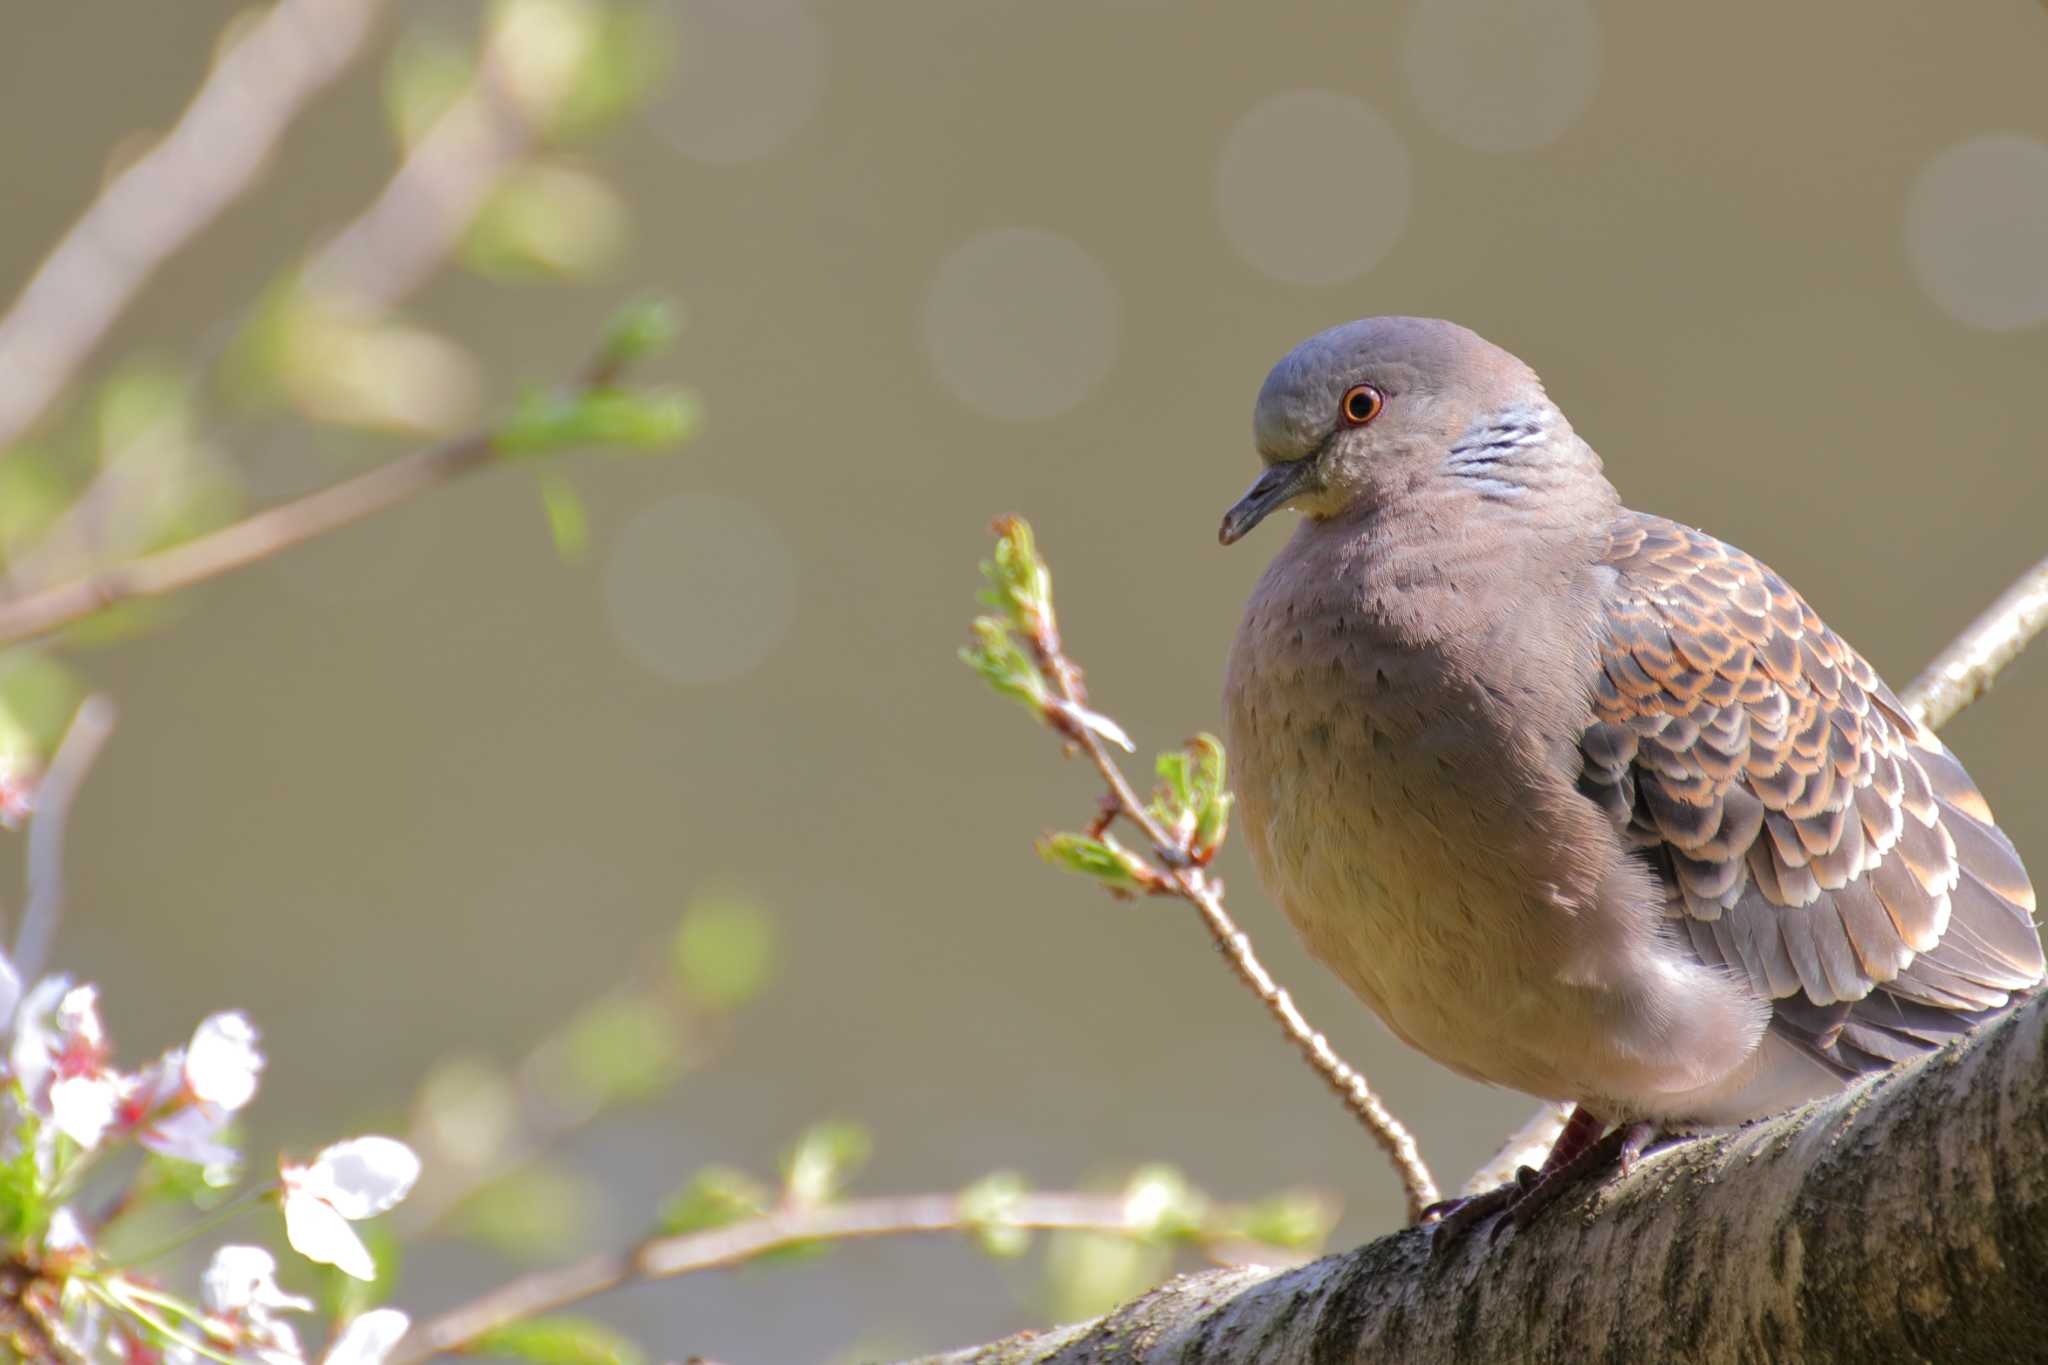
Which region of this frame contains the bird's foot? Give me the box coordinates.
[1418,1165,1539,1243]
[1424,1111,1660,1250]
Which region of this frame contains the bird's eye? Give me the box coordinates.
[1341,383,1384,427]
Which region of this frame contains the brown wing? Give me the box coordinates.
[1581,513,2043,1075]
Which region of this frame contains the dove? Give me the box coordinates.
[1219,317,2043,1218]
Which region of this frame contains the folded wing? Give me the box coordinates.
[1581,513,2043,1077]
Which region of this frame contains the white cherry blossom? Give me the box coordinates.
[323,1309,412,1365]
[281,1137,421,1280]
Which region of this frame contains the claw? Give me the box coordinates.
[1426,1112,1671,1250]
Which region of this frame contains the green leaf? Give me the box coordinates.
[538,473,591,563]
[0,1116,46,1244]
[671,896,778,1010]
[550,2,674,138]
[0,651,82,771]
[959,1171,1032,1259]
[1148,734,1233,861]
[1234,1190,1336,1252]
[417,1055,520,1178]
[1042,1229,1170,1324]
[455,1163,596,1261]
[218,275,305,407]
[543,993,684,1111]
[977,516,1053,635]
[383,33,473,147]
[1036,832,1152,895]
[463,163,628,281]
[1118,1164,1206,1244]
[0,455,72,558]
[957,617,1047,715]
[469,1316,645,1365]
[497,386,702,457]
[598,298,682,369]
[96,363,193,457]
[658,1165,770,1235]
[782,1119,871,1206]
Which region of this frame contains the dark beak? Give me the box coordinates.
[1218,460,1319,546]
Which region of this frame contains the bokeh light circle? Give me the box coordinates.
[651,0,827,165]
[1904,133,2048,332]
[603,493,797,685]
[920,228,1121,421]
[1214,92,1411,286]
[1402,0,1602,154]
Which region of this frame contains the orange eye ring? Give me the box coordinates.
[1341,383,1384,427]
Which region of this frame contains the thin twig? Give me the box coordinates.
[388,1192,1150,1364]
[0,0,391,456]
[12,696,118,982]
[0,431,491,648]
[0,346,632,650]
[1044,688,1439,1220]
[1003,529,1438,1220]
[1901,549,2048,731]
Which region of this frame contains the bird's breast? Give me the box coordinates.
[1221,569,1630,1095]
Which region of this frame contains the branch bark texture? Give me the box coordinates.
[919,986,2048,1365]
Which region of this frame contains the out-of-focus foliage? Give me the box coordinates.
[671,895,779,1010]
[539,992,687,1112]
[497,384,701,456]
[455,1163,599,1261]
[659,1164,772,1237]
[783,1119,875,1208]
[471,1314,647,1365]
[465,163,630,281]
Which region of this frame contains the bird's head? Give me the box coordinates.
[1219,316,1584,546]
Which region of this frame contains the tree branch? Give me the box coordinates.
[0,0,391,455]
[915,984,2048,1364]
[300,18,557,316]
[0,341,648,649]
[11,695,118,982]
[1043,686,1439,1221]
[388,1191,1185,1365]
[1901,548,2048,731]
[0,428,492,648]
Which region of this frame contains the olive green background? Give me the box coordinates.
[3,2,2045,1360]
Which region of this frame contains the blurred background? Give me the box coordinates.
[2,0,2046,1358]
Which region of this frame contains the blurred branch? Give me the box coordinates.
[0,430,491,647]
[11,696,117,982]
[390,1191,1183,1364]
[0,0,391,456]
[396,949,733,1240]
[302,17,561,314]
[962,518,1439,1222]
[0,330,665,649]
[3,5,590,605]
[1901,548,2048,731]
